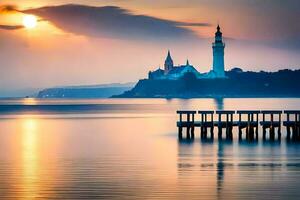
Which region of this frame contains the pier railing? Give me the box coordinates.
[177,110,300,141]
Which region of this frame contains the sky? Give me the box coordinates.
[0,0,300,96]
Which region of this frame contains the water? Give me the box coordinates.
[0,98,300,199]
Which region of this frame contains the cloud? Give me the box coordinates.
[0,5,23,31]
[0,4,19,13]
[24,4,210,41]
[0,25,23,30]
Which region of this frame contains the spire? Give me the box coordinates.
[186,59,190,66]
[166,50,173,62]
[164,50,174,74]
[215,24,223,42]
[216,24,222,35]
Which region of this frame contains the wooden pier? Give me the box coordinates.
[237,110,260,141]
[177,110,300,141]
[260,111,282,141]
[283,110,300,140]
[215,111,235,140]
[198,111,214,139]
[177,111,196,139]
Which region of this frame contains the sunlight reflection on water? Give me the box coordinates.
[0,98,300,199]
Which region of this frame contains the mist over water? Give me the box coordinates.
[0,98,300,199]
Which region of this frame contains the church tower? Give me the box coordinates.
[212,25,225,77]
[164,50,174,74]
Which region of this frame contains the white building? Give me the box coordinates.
[148,25,226,80]
[207,24,226,78]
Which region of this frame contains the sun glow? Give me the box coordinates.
[23,15,37,29]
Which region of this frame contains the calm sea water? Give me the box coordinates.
[1,98,300,199]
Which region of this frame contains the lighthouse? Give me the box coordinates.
[212,25,225,77]
[148,25,228,80]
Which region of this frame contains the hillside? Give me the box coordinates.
[37,83,135,98]
[113,69,300,98]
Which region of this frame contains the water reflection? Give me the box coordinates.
[178,138,194,145]
[0,98,300,199]
[21,117,39,199]
[216,142,224,195]
[18,117,57,199]
[177,138,229,198]
[238,139,259,146]
[22,98,38,105]
[214,97,224,110]
[176,138,300,199]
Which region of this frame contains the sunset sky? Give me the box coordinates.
[0,0,299,96]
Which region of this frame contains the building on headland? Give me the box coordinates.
[148,25,226,80]
[148,51,202,80]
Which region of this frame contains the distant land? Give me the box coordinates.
[113,68,300,98]
[37,82,135,98]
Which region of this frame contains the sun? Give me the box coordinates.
[23,15,37,29]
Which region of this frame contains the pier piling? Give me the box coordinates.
[198,111,215,140]
[237,111,260,141]
[176,111,196,140]
[260,111,282,141]
[176,109,300,141]
[284,111,300,141]
[215,111,235,140]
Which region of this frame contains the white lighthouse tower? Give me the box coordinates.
[212,25,225,78]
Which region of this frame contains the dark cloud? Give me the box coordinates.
[0,25,23,30]
[24,4,210,41]
[178,22,211,27]
[0,4,19,13]
[0,5,23,31]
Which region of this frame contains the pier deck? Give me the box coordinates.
[198,111,214,139]
[237,110,260,141]
[260,110,282,140]
[215,111,235,140]
[283,110,300,140]
[176,110,299,141]
[176,111,196,139]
